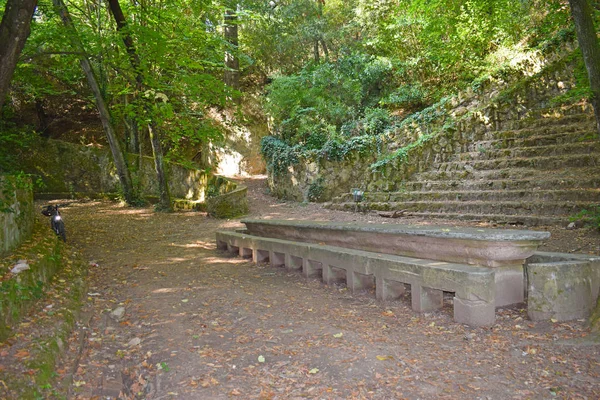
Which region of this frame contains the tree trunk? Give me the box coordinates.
[52,0,136,205]
[0,0,37,111]
[35,99,50,137]
[569,0,600,136]
[148,124,171,211]
[224,6,240,91]
[108,0,172,211]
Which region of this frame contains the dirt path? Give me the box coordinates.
[59,177,599,399]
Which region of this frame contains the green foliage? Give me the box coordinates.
[370,133,435,171]
[550,51,593,106]
[260,136,301,177]
[0,121,38,174]
[265,53,396,147]
[571,205,600,231]
[381,84,426,110]
[306,177,325,202]
[0,173,34,214]
[7,0,228,168]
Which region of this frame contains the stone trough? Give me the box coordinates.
[216,219,600,327]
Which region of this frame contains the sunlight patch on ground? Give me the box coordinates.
[165,257,188,263]
[170,241,215,250]
[219,221,244,229]
[152,287,184,294]
[99,207,155,218]
[202,256,251,265]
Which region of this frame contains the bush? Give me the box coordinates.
[571,205,600,231]
[381,83,426,110]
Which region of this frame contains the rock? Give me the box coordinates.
[566,221,584,230]
[111,307,126,320]
[11,261,30,274]
[127,337,142,347]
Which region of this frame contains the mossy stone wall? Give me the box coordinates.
[267,44,585,201]
[19,139,210,200]
[0,176,34,257]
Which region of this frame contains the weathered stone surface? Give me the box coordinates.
[454,297,496,327]
[411,286,444,312]
[207,186,249,219]
[0,176,34,257]
[526,252,600,321]
[15,139,249,214]
[242,219,549,267]
[216,230,496,327]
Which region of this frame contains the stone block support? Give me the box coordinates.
[253,249,269,263]
[348,271,375,293]
[216,240,228,250]
[323,265,346,285]
[376,277,406,301]
[303,260,323,278]
[285,254,303,271]
[240,247,252,258]
[527,259,594,321]
[411,285,443,312]
[270,251,286,267]
[453,297,495,327]
[494,266,525,306]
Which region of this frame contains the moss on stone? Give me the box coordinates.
[0,219,88,399]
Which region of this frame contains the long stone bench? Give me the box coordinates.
[216,230,497,327]
[241,219,550,307]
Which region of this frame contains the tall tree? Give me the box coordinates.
[224,3,240,91]
[0,0,38,111]
[52,0,136,205]
[568,0,600,136]
[107,0,172,211]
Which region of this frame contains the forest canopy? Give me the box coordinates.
[0,0,591,185]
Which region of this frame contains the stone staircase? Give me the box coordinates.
[327,108,600,226]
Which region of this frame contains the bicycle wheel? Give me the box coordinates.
[54,220,67,242]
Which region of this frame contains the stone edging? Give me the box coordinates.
[0,221,88,398]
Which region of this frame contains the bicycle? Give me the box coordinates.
[41,204,67,242]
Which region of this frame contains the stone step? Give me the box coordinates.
[399,174,600,192]
[507,112,594,133]
[324,204,567,226]
[333,188,600,204]
[326,204,570,226]
[414,166,600,183]
[432,153,600,173]
[474,126,597,151]
[327,200,594,219]
[399,211,566,227]
[459,140,600,162]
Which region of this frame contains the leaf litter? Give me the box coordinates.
[13,177,596,399]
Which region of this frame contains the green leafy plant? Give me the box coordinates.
[571,205,600,231]
[306,177,325,202]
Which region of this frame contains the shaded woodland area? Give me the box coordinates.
[2,2,600,399]
[1,1,599,200]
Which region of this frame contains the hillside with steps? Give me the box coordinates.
[327,108,600,226]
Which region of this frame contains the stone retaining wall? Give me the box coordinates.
[0,176,34,257]
[18,139,248,217]
[20,139,210,200]
[267,43,583,201]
